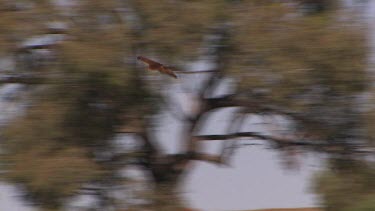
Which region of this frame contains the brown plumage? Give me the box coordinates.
[137,56,178,78]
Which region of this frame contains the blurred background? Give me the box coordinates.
[0,0,374,211]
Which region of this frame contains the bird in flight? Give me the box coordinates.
[137,56,178,79]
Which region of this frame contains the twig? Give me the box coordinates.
[175,69,218,74]
[195,132,327,147]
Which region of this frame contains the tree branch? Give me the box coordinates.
[191,153,225,165]
[175,69,218,74]
[0,74,46,85]
[195,132,328,147]
[203,95,329,134]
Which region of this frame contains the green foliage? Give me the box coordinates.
[1,100,102,207]
[228,2,368,139]
[230,2,367,98]
[365,101,375,146]
[0,0,372,210]
[314,159,375,211]
[0,1,154,209]
[5,147,100,208]
[131,0,226,60]
[344,195,375,211]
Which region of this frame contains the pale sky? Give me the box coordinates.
[157,97,324,211]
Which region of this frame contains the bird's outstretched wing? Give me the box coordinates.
[137,56,162,68]
[137,56,178,79]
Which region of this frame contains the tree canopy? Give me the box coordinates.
[0,0,374,210]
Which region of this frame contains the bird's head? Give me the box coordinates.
[137,56,141,60]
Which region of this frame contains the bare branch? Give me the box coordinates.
[195,132,327,147]
[191,153,225,165]
[218,108,249,164]
[175,69,218,74]
[0,74,46,85]
[203,96,328,134]
[116,117,161,161]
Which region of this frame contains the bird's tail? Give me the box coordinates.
[170,72,178,78]
[161,66,178,79]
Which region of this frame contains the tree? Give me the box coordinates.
[314,159,375,211]
[0,0,373,210]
